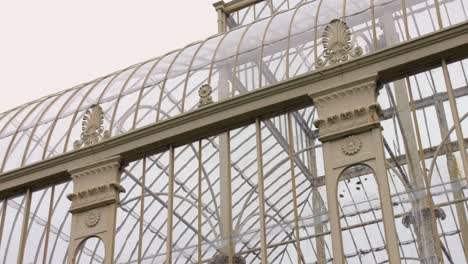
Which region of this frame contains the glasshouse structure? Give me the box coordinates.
[0,0,468,263]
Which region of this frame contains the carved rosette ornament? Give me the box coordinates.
[198,84,214,107]
[74,105,110,149]
[341,135,362,155]
[317,19,363,68]
[85,210,101,227]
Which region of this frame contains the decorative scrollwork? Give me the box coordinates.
[402,208,446,228]
[198,84,213,107]
[74,105,110,149]
[85,210,101,227]
[317,19,363,68]
[341,135,362,155]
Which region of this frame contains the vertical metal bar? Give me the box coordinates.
[0,199,7,255]
[42,185,55,264]
[406,77,445,263]
[401,0,411,40]
[259,15,277,89]
[155,49,184,123]
[287,113,303,264]
[138,157,146,264]
[226,132,234,264]
[313,0,324,65]
[232,23,255,96]
[268,0,274,14]
[132,58,161,130]
[108,63,145,136]
[441,59,468,261]
[342,0,347,18]
[17,189,32,264]
[442,60,468,181]
[166,146,175,264]
[198,140,203,264]
[371,0,378,50]
[255,119,268,264]
[433,0,443,30]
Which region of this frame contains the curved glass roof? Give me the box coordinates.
[0,0,466,173]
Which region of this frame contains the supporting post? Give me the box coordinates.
[17,188,31,264]
[441,60,468,261]
[167,146,175,264]
[287,113,304,264]
[255,118,268,264]
[42,185,55,264]
[66,156,124,264]
[312,76,401,264]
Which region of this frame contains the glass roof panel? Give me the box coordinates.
[0,0,466,172]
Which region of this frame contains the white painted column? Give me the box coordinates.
[66,156,124,264]
[313,76,401,264]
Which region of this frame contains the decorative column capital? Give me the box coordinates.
[67,155,123,264]
[311,76,381,141]
[67,156,124,213]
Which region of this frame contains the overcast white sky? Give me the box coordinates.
[0,1,219,113]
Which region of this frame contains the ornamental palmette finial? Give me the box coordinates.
[198,84,213,107]
[317,19,363,68]
[74,104,110,149]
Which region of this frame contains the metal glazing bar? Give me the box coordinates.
[138,157,146,264]
[42,185,55,264]
[313,0,324,65]
[17,188,31,264]
[63,65,133,153]
[40,85,87,160]
[20,91,68,166]
[62,78,106,152]
[0,101,33,136]
[0,199,6,256]
[441,60,468,183]
[255,119,268,264]
[402,0,411,40]
[156,47,188,122]
[441,59,468,261]
[207,29,231,87]
[371,0,378,50]
[406,77,444,262]
[259,12,277,89]
[181,37,213,112]
[166,145,175,264]
[433,0,443,30]
[287,113,303,264]
[198,140,202,263]
[0,111,13,132]
[286,1,301,80]
[234,194,467,258]
[109,62,147,136]
[342,0,347,18]
[226,131,234,264]
[132,58,162,130]
[0,98,49,173]
[232,22,255,96]
[268,0,274,14]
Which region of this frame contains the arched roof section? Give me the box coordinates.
[0,0,465,173]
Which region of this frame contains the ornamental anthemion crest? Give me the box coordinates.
[74,105,110,149]
[317,19,363,67]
